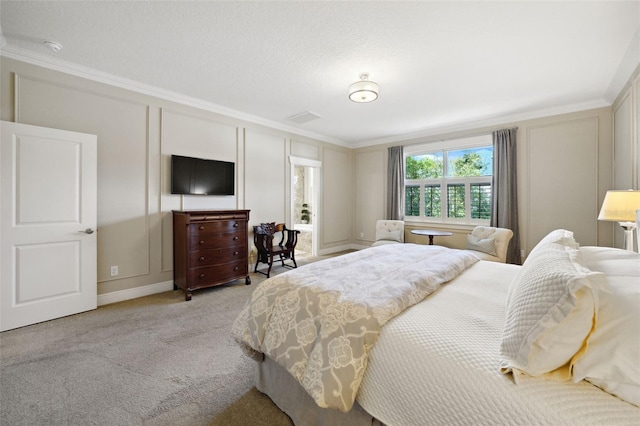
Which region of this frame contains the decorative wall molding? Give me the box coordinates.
[355,100,610,149]
[14,73,153,282]
[524,116,600,250]
[1,46,345,147]
[1,46,614,151]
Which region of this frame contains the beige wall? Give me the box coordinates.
[0,57,350,298]
[611,64,640,249]
[0,56,633,300]
[353,107,615,259]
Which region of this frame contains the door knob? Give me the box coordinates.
[80,228,95,234]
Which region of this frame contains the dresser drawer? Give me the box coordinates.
[173,209,250,301]
[186,260,247,288]
[188,220,244,235]
[188,246,246,267]
[189,229,246,250]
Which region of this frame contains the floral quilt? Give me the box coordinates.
[231,243,478,411]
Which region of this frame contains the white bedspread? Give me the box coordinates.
[232,244,478,411]
[356,261,640,425]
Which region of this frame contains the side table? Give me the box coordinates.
[410,229,453,245]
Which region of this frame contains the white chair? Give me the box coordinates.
[371,220,405,247]
[466,225,514,263]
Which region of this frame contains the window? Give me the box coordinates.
[404,136,493,224]
[405,185,420,216]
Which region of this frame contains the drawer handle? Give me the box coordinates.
[199,240,205,245]
[199,273,205,279]
[234,266,239,271]
[199,225,205,230]
[199,256,205,261]
[233,223,238,227]
[233,236,238,240]
[234,251,239,255]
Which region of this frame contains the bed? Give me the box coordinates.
[232,230,640,425]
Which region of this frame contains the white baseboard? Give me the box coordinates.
[98,245,366,306]
[98,280,174,306]
[317,244,365,256]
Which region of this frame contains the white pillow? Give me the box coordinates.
[579,246,640,277]
[466,234,497,257]
[500,241,604,379]
[572,247,640,406]
[527,229,579,259]
[377,229,402,243]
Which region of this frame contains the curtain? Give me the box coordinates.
[387,146,405,220]
[491,128,521,264]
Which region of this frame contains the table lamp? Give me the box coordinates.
[598,189,640,251]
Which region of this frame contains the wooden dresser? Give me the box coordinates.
[172,209,251,301]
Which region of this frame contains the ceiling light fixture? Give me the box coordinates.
[43,40,63,53]
[349,73,378,103]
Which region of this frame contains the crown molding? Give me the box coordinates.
[0,45,348,147]
[350,98,611,149]
[605,26,640,103]
[0,45,621,151]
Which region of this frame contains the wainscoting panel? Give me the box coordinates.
[322,146,351,245]
[159,108,239,272]
[15,74,151,283]
[244,129,287,225]
[355,150,385,243]
[526,117,599,248]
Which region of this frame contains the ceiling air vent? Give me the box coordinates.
[287,111,321,124]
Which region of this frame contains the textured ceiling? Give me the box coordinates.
[1,1,639,147]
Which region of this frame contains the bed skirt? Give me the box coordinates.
[256,356,383,426]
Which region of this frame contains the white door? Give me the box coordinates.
[0,121,97,332]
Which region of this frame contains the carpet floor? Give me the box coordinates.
[0,253,345,425]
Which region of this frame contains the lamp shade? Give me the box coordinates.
[349,73,378,103]
[598,190,640,222]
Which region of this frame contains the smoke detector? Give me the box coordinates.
[43,40,63,52]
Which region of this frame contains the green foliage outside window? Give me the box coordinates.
[404,144,493,221]
[405,153,444,179]
[470,183,491,219]
[407,150,490,180]
[405,185,420,216]
[448,151,492,177]
[447,184,465,218]
[424,185,441,217]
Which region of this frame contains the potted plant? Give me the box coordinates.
[301,203,311,224]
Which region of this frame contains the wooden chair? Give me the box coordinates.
[253,222,301,278]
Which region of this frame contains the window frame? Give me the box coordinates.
[403,135,493,225]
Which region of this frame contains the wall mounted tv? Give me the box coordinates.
[171,155,235,196]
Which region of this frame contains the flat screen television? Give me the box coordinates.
[171,155,235,195]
